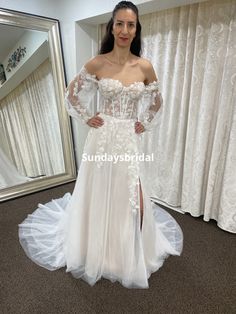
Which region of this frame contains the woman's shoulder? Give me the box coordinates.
[137,57,154,71]
[136,57,157,84]
[84,55,106,76]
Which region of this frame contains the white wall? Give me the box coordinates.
[0,0,207,166]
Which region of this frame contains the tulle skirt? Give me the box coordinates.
[19,113,183,289]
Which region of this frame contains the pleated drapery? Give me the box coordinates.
[0,59,65,178]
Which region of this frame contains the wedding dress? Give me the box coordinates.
[18,67,183,289]
[0,147,32,188]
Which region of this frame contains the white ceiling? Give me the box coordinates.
[0,24,26,63]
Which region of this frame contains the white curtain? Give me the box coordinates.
[99,0,236,233]
[0,59,65,177]
[139,0,236,233]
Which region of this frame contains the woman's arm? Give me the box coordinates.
[65,59,103,128]
[138,59,163,131]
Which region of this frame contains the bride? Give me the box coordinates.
[19,1,183,289]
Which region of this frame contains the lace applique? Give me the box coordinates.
[98,78,144,99]
[64,67,98,123]
[139,81,163,131]
[98,79,145,120]
[98,79,123,99]
[94,115,141,214]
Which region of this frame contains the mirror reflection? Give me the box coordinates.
[0,24,65,189]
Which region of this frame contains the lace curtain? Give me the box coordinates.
[0,59,65,178]
[99,0,236,233]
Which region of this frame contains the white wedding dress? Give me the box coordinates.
[18,67,183,289]
[0,147,32,188]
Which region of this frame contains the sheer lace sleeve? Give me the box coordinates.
[65,67,98,124]
[138,81,163,131]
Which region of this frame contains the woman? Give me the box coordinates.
[19,1,183,289]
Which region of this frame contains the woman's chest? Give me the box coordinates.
[98,78,145,101]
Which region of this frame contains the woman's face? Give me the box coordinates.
[112,9,137,48]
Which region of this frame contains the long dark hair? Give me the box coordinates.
[99,1,142,56]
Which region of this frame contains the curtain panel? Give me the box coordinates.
[0,59,65,177]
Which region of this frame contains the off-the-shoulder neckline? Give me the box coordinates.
[81,66,158,88]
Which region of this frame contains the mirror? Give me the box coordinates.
[0,8,76,201]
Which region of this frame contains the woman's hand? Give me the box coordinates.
[87,113,104,128]
[135,121,145,134]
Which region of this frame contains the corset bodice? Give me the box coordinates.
[98,78,146,120]
[65,66,162,129]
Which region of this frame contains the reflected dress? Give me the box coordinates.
[0,147,32,188]
[18,67,183,289]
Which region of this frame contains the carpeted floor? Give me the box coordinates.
[0,182,235,314]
